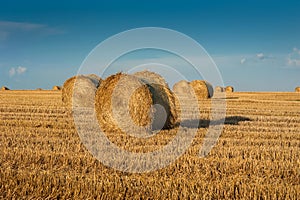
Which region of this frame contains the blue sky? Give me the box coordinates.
[0,0,300,91]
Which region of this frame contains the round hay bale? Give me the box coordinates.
[172,80,199,122]
[52,86,61,91]
[173,80,192,95]
[1,86,10,91]
[172,80,195,109]
[133,70,168,87]
[295,87,300,92]
[95,73,177,135]
[62,75,101,108]
[133,70,177,126]
[86,74,102,84]
[215,86,225,93]
[36,88,43,91]
[225,86,234,92]
[189,80,214,99]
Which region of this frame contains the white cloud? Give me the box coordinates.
[9,66,27,77]
[9,68,16,77]
[287,58,300,66]
[0,21,45,31]
[287,48,300,67]
[256,53,265,60]
[17,66,27,74]
[293,47,300,55]
[240,58,246,64]
[241,52,274,65]
[0,21,64,41]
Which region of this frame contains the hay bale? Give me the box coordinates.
[225,86,234,92]
[173,80,192,96]
[133,70,177,126]
[1,86,10,91]
[95,73,177,134]
[212,86,226,99]
[215,86,225,93]
[36,88,43,91]
[62,75,101,108]
[86,74,102,84]
[172,80,199,121]
[172,80,195,109]
[189,80,214,99]
[295,87,300,92]
[52,86,61,91]
[133,70,168,87]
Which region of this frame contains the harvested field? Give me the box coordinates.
[0,90,299,199]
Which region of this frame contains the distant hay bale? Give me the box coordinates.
[1,86,10,91]
[295,87,300,92]
[52,86,61,91]
[62,74,102,108]
[95,73,177,134]
[189,80,214,99]
[36,88,43,91]
[173,80,192,96]
[215,86,225,93]
[225,86,234,92]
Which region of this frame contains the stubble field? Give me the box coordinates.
[0,90,299,199]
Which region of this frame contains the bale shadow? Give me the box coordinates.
[180,116,251,128]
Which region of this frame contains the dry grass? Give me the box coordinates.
[0,90,299,199]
